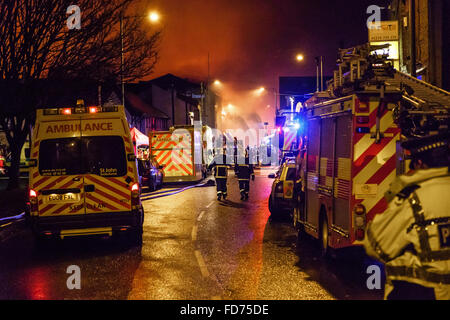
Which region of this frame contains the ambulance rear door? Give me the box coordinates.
[81,118,134,215]
[36,118,85,217]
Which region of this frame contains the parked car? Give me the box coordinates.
[138,158,164,191]
[268,161,296,218]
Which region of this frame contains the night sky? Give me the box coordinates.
[143,0,390,128]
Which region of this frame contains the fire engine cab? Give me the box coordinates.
[27,101,144,245]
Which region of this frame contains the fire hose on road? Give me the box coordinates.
[140,179,215,201]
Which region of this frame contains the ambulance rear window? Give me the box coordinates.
[39,136,127,177]
[39,138,82,176]
[84,136,127,177]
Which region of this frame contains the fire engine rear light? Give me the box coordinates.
[355,99,369,113]
[355,216,365,228]
[353,204,366,215]
[355,229,365,241]
[356,116,369,124]
[61,108,72,115]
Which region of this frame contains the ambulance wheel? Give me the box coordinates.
[319,213,330,258]
[128,227,143,246]
[128,210,144,246]
[33,233,52,249]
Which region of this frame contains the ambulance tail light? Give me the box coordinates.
[131,183,140,207]
[353,204,366,241]
[29,189,38,212]
[29,189,37,198]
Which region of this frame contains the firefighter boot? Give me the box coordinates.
[217,192,222,201]
[223,192,227,200]
[240,191,245,200]
[245,192,249,200]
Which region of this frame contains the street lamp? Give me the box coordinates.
[315,56,324,92]
[148,11,160,23]
[120,11,161,108]
[296,54,304,62]
[254,87,265,96]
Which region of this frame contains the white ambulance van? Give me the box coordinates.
[27,102,144,245]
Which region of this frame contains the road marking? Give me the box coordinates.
[197,210,205,222]
[191,225,198,241]
[206,201,214,208]
[194,250,210,278]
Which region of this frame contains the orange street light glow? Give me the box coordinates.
[296,54,304,62]
[255,87,265,96]
[149,11,160,23]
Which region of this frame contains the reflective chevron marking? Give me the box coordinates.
[84,175,129,199]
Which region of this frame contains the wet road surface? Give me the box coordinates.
[0,169,383,300]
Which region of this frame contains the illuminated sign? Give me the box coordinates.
[368,21,399,41]
[46,122,114,134]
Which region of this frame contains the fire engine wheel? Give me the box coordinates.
[319,214,329,258]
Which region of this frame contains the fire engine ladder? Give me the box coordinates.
[385,71,450,108]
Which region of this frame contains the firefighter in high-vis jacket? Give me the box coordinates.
[208,149,232,201]
[363,132,450,300]
[236,151,255,200]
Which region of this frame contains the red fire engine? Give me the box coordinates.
[292,43,450,255]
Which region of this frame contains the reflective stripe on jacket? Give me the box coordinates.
[363,167,450,300]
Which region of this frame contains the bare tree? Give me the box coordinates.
[0,0,160,189]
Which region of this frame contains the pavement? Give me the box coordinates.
[0,169,383,300]
[0,177,27,220]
